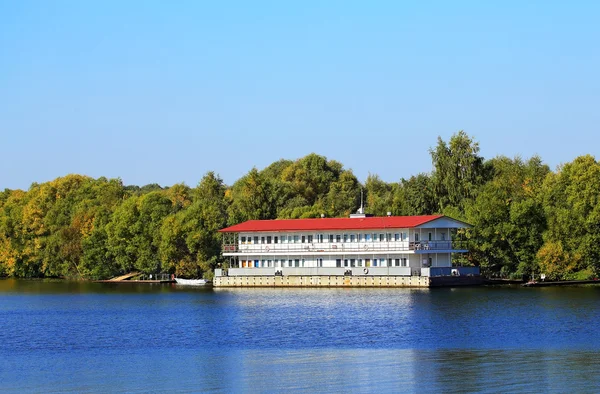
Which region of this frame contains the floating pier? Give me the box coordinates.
[213,274,482,288]
[94,272,175,284]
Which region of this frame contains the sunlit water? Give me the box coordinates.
[1,279,600,393]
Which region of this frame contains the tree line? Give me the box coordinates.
[1,131,599,280]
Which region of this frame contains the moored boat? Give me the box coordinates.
[174,278,209,286]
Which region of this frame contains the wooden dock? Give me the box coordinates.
[94,279,175,284]
[93,272,175,284]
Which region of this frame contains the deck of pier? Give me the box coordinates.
[94,272,175,284]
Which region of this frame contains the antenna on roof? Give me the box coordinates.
[350,188,372,218]
[357,189,364,215]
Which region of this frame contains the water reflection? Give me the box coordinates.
[3,280,600,392]
[227,348,600,393]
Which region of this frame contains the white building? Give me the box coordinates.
[219,214,474,278]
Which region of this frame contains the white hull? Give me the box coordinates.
[174,278,208,286]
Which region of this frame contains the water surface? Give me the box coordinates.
[1,279,600,392]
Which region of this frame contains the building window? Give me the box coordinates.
[317,258,323,267]
[380,258,386,266]
[414,233,419,242]
[441,233,446,241]
[294,259,300,267]
[293,235,299,243]
[261,236,265,244]
[429,233,432,241]
[350,234,356,243]
[308,235,313,243]
[267,260,272,267]
[402,258,407,267]
[365,233,371,242]
[288,259,292,267]
[372,233,377,242]
[336,259,342,267]
[254,236,259,244]
[343,234,348,243]
[373,259,378,267]
[395,258,400,267]
[329,234,334,243]
[267,236,272,244]
[318,234,324,243]
[241,236,246,243]
[336,235,341,243]
[358,259,363,267]
[301,235,306,243]
[386,233,391,242]
[274,236,278,244]
[379,234,384,242]
[344,259,349,267]
[350,259,356,267]
[394,233,400,241]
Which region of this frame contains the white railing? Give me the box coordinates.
[225,266,414,277]
[221,266,479,277]
[223,240,466,254]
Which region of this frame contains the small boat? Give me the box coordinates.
[174,278,209,286]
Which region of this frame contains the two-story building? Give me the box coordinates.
[215,214,479,287]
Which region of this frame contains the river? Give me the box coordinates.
[1,279,600,393]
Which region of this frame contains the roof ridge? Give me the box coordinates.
[219,215,447,232]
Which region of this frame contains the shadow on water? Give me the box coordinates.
[0,278,213,295]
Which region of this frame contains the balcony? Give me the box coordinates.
[222,240,468,254]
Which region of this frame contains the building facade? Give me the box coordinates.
[217,215,477,282]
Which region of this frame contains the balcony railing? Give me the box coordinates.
[216,266,479,277]
[222,240,467,254]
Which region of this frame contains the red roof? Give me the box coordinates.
[219,215,444,233]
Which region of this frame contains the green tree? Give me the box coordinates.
[227,168,277,224]
[391,174,437,216]
[465,156,549,278]
[106,191,174,274]
[430,131,486,213]
[365,174,393,216]
[538,155,600,279]
[325,170,360,217]
[160,172,228,279]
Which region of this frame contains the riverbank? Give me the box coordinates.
[522,279,600,287]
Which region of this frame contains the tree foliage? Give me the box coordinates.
[1,137,599,281]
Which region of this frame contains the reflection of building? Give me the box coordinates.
[215,214,480,287]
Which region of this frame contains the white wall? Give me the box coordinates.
[236,254,413,268]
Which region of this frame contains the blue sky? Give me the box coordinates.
[1,0,599,190]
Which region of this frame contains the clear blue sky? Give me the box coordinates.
[1,0,599,190]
